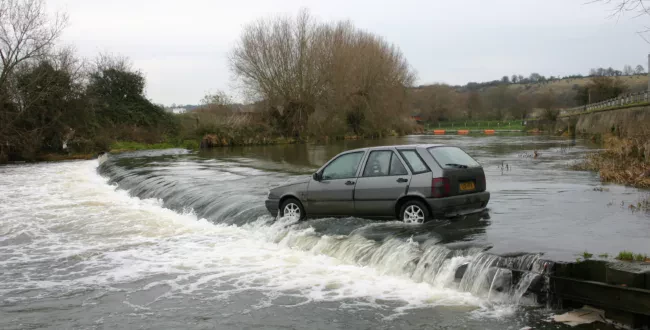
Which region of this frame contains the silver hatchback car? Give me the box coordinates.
[265,144,490,224]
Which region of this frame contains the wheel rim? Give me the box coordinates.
[403,205,425,224]
[283,203,301,219]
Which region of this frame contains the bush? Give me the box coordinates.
[573,134,650,188]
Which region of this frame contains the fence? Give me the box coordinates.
[427,121,524,129]
[559,91,650,117]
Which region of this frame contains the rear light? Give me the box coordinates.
[432,177,450,198]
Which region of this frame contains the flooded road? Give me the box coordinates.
[1,134,647,329]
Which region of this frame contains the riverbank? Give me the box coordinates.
[573,134,650,190]
[5,134,386,163]
[425,120,525,131]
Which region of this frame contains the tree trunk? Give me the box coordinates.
[0,144,7,163]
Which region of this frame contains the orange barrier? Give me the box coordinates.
[484,129,495,135]
[433,130,446,135]
[457,130,469,135]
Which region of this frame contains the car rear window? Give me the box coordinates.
[398,150,429,174]
[428,147,480,168]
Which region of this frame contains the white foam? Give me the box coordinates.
[0,160,509,317]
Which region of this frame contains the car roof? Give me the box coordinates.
[346,143,448,153]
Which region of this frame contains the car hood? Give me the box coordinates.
[273,176,310,189]
[268,176,310,199]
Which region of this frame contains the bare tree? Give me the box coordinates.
[197,90,233,115]
[599,0,650,16]
[0,0,68,88]
[0,0,68,161]
[230,9,415,138]
[595,0,650,42]
[635,64,646,74]
[623,64,635,75]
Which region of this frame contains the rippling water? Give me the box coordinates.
[1,134,645,329]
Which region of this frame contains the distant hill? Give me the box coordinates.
[410,74,649,121]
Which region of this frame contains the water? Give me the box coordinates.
[1,134,645,329]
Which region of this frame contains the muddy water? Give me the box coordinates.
[1,134,646,329]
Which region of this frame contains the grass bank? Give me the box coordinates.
[110,140,200,153]
[573,134,650,189]
[425,120,525,131]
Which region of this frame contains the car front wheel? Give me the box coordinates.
[279,198,305,221]
[400,200,429,224]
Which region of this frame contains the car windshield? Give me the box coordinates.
[428,147,480,168]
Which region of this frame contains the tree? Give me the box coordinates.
[198,90,233,115]
[201,90,232,107]
[623,64,634,75]
[529,73,543,83]
[511,74,518,83]
[593,0,650,42]
[501,75,510,84]
[466,91,482,120]
[411,84,464,123]
[512,94,533,120]
[230,10,415,138]
[635,64,645,74]
[0,0,67,88]
[12,60,79,157]
[0,0,68,161]
[537,90,559,120]
[574,76,628,105]
[86,54,174,133]
[484,85,515,120]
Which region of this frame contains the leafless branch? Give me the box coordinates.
[229,9,416,137]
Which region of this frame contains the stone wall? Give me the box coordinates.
[572,105,650,137]
[526,106,650,138]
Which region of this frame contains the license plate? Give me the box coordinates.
[459,181,475,191]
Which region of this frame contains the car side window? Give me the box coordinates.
[321,152,364,180]
[363,151,391,177]
[399,150,429,174]
[389,153,408,175]
[363,151,409,177]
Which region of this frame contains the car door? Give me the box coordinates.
[354,149,411,217]
[306,151,366,216]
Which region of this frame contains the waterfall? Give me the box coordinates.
[512,272,540,305]
[458,253,500,295]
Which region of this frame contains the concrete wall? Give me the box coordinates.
[572,105,650,137]
[525,105,650,137]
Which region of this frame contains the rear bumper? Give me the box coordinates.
[426,191,490,218]
[265,198,279,217]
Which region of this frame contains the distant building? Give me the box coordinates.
[170,107,187,114]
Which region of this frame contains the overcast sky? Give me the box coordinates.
[48,0,650,105]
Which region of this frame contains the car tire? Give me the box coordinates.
[279,198,306,221]
[399,200,429,224]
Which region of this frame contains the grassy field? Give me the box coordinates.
[425,121,525,131]
[505,74,648,95]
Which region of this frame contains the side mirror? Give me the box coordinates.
[312,172,322,181]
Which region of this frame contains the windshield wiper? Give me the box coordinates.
[445,163,468,168]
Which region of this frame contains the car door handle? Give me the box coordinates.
[345,180,355,185]
[396,178,408,183]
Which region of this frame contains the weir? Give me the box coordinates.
[97,152,650,328]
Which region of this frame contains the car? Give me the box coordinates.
[264,144,490,224]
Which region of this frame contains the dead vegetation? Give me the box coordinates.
[574,134,650,189]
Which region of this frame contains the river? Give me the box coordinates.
[1,134,647,329]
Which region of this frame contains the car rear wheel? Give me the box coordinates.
[400,200,429,224]
[279,198,305,221]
